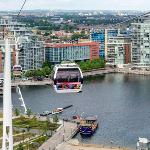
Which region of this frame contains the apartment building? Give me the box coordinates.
[18,37,45,71]
[90,29,119,58]
[106,36,131,65]
[131,15,150,67]
[45,42,99,64]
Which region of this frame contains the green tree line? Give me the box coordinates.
[78,59,105,71]
[24,61,52,78]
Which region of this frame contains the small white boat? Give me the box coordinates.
[52,108,63,115]
[137,137,150,150]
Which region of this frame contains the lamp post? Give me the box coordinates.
[2,38,13,150]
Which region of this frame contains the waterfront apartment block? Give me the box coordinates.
[18,37,45,71]
[90,29,119,58]
[0,17,32,39]
[45,42,99,64]
[0,17,45,71]
[106,36,131,65]
[131,17,150,67]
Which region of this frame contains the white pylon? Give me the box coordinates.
[2,38,13,150]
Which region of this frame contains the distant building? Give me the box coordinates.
[18,37,45,71]
[106,36,131,66]
[131,15,150,67]
[0,16,32,38]
[0,17,45,71]
[51,30,72,38]
[90,29,119,58]
[45,42,99,64]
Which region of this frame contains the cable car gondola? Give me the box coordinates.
[53,62,83,93]
[13,65,22,77]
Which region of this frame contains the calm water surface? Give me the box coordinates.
[0,74,150,148]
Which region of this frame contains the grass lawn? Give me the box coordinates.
[0,116,59,149]
[13,116,59,131]
[0,133,35,148]
[14,135,49,150]
[0,112,3,118]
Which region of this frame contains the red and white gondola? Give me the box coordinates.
[53,62,83,93]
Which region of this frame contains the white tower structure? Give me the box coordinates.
[2,38,13,150]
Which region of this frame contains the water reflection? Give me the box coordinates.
[0,74,150,148]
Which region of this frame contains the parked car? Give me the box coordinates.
[22,77,28,81]
[37,77,43,81]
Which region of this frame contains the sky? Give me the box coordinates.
[0,0,150,11]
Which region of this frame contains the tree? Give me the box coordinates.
[42,66,51,76]
[44,32,50,36]
[53,115,59,123]
[14,107,20,116]
[34,69,44,77]
[78,58,105,71]
[24,70,34,77]
[18,143,24,150]
[42,61,52,69]
[26,108,32,117]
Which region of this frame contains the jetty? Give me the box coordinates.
[40,105,73,116]
[38,121,78,150]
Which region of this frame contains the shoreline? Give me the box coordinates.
[56,139,133,150]
[7,68,150,87]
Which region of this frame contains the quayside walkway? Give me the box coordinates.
[56,139,133,150]
[38,121,78,150]
[83,69,115,77]
[11,79,53,86]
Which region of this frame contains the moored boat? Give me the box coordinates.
[79,116,98,136]
[51,108,63,115]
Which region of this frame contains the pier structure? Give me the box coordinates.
[38,121,78,150]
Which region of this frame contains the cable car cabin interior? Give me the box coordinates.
[54,67,83,93]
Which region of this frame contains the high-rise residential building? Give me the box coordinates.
[0,16,32,39]
[90,29,119,58]
[45,42,99,64]
[131,15,150,67]
[0,17,45,71]
[18,37,45,71]
[106,36,131,65]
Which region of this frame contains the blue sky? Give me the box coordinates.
[0,0,149,10]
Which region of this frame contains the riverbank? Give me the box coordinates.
[116,68,150,76]
[9,68,150,87]
[56,139,133,150]
[11,79,53,86]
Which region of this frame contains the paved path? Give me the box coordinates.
[56,139,133,150]
[0,116,19,122]
[12,79,53,86]
[116,68,150,75]
[83,69,115,77]
[38,122,78,150]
